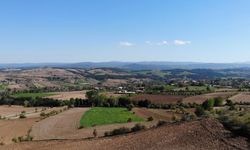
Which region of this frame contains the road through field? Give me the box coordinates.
[31,108,89,140]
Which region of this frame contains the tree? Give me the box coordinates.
[195,106,205,117]
[118,96,131,107]
[214,97,224,106]
[202,99,215,110]
[86,90,99,100]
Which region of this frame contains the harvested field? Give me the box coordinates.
[2,118,249,150]
[46,91,86,100]
[229,92,250,103]
[0,105,66,119]
[0,118,39,145]
[31,108,89,140]
[133,108,182,121]
[131,94,185,104]
[183,92,236,104]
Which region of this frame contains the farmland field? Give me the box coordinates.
[46,90,86,100]
[183,92,236,104]
[80,107,144,127]
[132,94,185,104]
[229,92,250,103]
[11,92,55,98]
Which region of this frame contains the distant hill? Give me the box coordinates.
[1,61,250,70]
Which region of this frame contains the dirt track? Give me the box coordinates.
[2,118,249,150]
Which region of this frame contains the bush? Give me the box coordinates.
[214,97,224,106]
[104,127,130,136]
[127,118,132,123]
[131,124,145,132]
[157,120,166,127]
[19,113,26,119]
[93,129,97,137]
[202,99,214,110]
[126,104,134,111]
[195,106,205,117]
[147,116,154,121]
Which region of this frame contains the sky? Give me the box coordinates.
[0,0,250,63]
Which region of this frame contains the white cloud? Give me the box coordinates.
[174,40,191,45]
[119,41,135,47]
[145,40,169,46]
[157,40,168,46]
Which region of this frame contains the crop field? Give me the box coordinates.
[11,92,55,98]
[131,94,185,104]
[31,108,89,140]
[132,108,182,121]
[175,86,209,91]
[183,92,236,104]
[229,92,250,103]
[46,90,86,100]
[0,118,40,145]
[80,107,144,127]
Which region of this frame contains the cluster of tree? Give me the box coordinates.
[0,96,70,107]
[195,97,224,116]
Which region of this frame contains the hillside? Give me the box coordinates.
[2,118,248,150]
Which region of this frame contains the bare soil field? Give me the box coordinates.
[0,118,39,145]
[31,108,89,140]
[46,91,87,100]
[183,92,236,104]
[0,105,39,117]
[2,118,248,150]
[133,108,182,121]
[229,92,250,103]
[31,107,153,140]
[131,94,185,104]
[0,105,66,119]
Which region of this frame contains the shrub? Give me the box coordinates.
[214,97,224,106]
[93,129,97,137]
[202,99,214,110]
[12,138,18,143]
[147,116,154,121]
[195,106,205,117]
[157,120,166,127]
[104,127,130,136]
[127,118,132,123]
[19,113,26,119]
[131,124,145,132]
[126,104,134,111]
[78,125,84,129]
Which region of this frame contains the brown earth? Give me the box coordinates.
[133,108,182,121]
[46,91,87,100]
[229,92,250,103]
[0,105,66,120]
[0,118,40,145]
[31,108,89,140]
[183,92,237,104]
[2,118,249,150]
[132,94,185,104]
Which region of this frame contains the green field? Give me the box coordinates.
[11,92,56,98]
[0,84,7,90]
[80,107,144,127]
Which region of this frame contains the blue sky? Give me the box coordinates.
[0,0,250,63]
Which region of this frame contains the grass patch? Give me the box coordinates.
[80,107,144,127]
[11,92,56,99]
[0,84,7,90]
